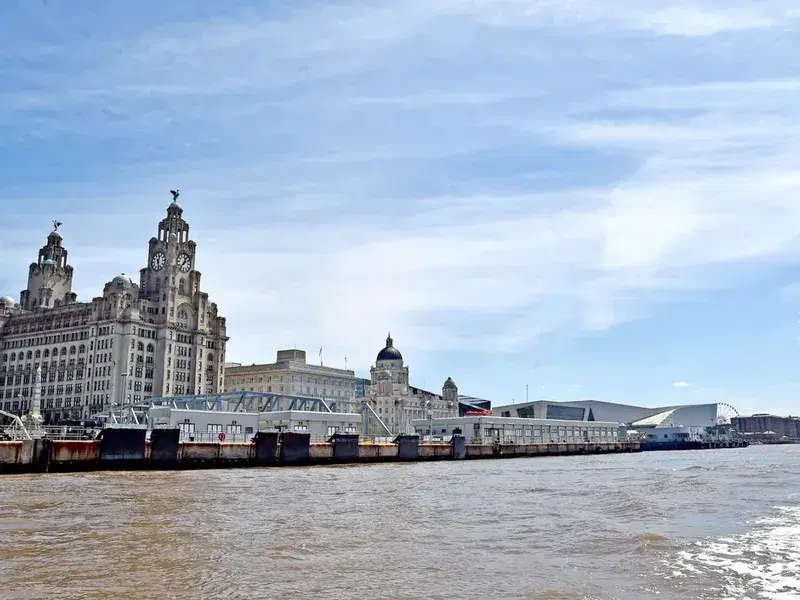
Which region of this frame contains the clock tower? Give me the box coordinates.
[137,192,228,397]
[140,194,199,315]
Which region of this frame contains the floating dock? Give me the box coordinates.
[641,439,748,451]
[0,429,642,474]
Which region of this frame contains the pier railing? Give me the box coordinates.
[178,432,254,444]
[1,425,97,441]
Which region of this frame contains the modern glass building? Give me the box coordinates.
[354,377,371,398]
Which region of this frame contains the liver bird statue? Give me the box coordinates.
[52,220,62,231]
[170,189,180,201]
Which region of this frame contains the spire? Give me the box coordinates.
[48,219,63,242]
[21,221,76,309]
[40,220,66,265]
[159,189,190,243]
[167,188,183,215]
[376,332,403,362]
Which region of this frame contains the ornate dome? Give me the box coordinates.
[443,377,457,389]
[111,273,137,287]
[376,333,403,362]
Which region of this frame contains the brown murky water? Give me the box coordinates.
[1,445,798,599]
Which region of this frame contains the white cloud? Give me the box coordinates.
[1,1,800,402]
[436,0,796,36]
[672,381,691,388]
[638,6,777,36]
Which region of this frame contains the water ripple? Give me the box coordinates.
[0,445,798,599]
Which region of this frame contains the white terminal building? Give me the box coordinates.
[413,415,624,444]
[0,193,228,423]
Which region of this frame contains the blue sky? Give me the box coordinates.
[1,1,800,415]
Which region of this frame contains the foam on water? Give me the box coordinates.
[670,506,800,599]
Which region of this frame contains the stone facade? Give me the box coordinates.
[0,195,228,423]
[364,334,459,435]
[224,349,356,405]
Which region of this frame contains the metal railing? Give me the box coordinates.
[43,425,97,440]
[1,424,98,441]
[178,432,254,443]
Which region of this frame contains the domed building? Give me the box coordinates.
[0,194,228,423]
[363,334,459,435]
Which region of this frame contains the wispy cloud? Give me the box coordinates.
[672,381,691,389]
[1,0,799,407]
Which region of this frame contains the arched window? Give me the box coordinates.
[34,349,41,359]
[43,349,50,358]
[51,348,58,358]
[60,347,67,356]
[146,343,154,353]
[1,354,6,362]
[179,279,186,293]
[155,278,161,292]
[137,342,143,351]
[9,353,15,361]
[69,346,76,355]
[26,350,33,360]
[78,345,85,354]
[207,353,214,363]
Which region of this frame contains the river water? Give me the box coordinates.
[1,444,798,599]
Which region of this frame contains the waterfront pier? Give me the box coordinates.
[0,430,641,474]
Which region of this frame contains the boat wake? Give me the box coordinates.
[669,506,800,599]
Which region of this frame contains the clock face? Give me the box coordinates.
[150,252,166,271]
[177,252,192,273]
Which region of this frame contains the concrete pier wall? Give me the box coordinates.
[0,441,28,466]
[50,440,100,471]
[0,432,646,474]
[309,443,333,461]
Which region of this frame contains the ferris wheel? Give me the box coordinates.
[715,403,739,425]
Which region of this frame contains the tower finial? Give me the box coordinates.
[386,332,393,347]
[52,220,62,232]
[170,189,180,201]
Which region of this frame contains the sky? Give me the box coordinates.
[1,0,799,416]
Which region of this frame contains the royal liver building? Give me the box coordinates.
[0,193,228,423]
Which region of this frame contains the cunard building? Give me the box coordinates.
[0,193,228,423]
